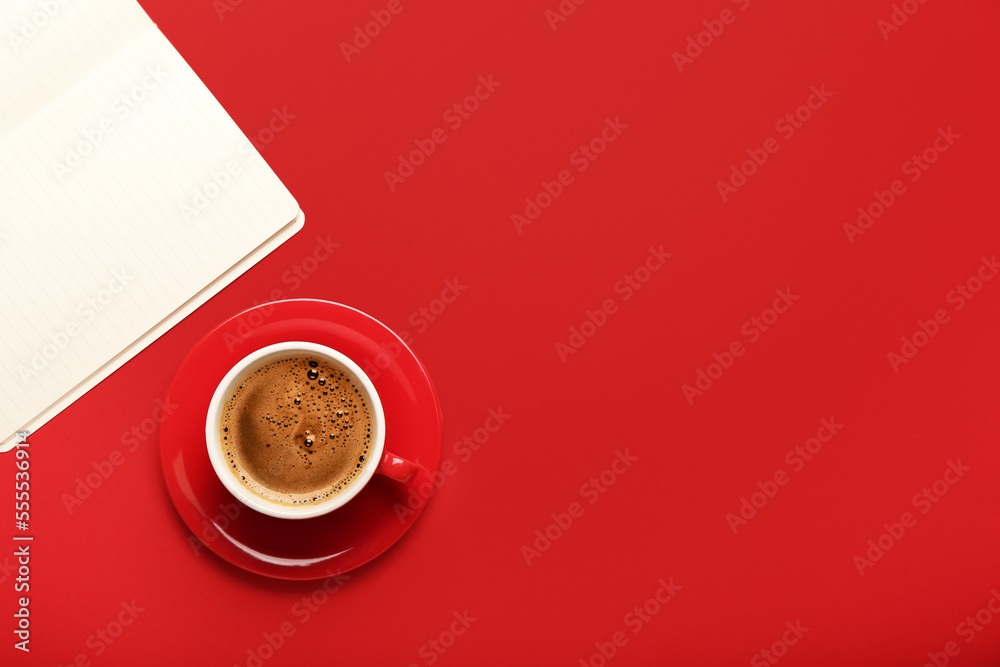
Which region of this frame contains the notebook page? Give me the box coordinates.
[0,1,301,446]
[0,0,152,139]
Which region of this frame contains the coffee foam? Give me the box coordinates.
[220,355,373,505]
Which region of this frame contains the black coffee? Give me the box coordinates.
[220,355,373,505]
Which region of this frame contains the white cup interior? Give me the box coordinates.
[205,342,386,519]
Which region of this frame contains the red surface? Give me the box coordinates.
[160,299,442,580]
[4,0,1000,665]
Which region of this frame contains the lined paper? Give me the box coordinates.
[0,0,302,449]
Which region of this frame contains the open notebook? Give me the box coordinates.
[0,0,303,451]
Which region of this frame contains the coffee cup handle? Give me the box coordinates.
[376,451,426,483]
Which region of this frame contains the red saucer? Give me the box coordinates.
[159,299,443,580]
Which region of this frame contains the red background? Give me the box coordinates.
[5,0,1000,665]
